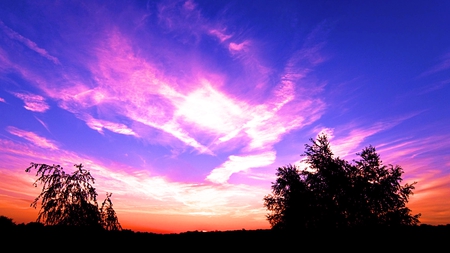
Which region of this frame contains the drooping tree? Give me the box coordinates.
[25,162,121,230]
[100,193,122,231]
[263,134,420,230]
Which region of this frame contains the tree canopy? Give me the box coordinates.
[25,162,121,231]
[263,134,420,230]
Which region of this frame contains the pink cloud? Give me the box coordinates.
[209,29,232,42]
[323,117,416,158]
[229,41,249,52]
[331,128,382,158]
[12,92,49,112]
[0,97,5,103]
[206,151,276,184]
[0,21,60,65]
[23,26,325,158]
[33,33,247,153]
[375,134,450,174]
[84,115,137,136]
[7,127,58,150]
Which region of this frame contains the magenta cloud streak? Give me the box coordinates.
[0,20,60,65]
[7,127,58,150]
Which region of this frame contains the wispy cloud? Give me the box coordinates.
[206,151,276,184]
[6,126,58,150]
[209,29,232,42]
[0,97,5,103]
[229,41,250,52]
[411,78,450,95]
[419,52,450,77]
[0,20,60,65]
[12,92,49,112]
[27,24,325,158]
[34,116,51,133]
[317,115,418,159]
[84,115,137,136]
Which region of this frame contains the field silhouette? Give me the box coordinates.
[1,219,449,251]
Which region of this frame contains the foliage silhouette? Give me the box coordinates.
[25,162,121,230]
[264,134,420,230]
[100,192,122,231]
[0,215,15,229]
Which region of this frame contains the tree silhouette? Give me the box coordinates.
[100,193,122,231]
[0,215,15,228]
[263,134,420,230]
[25,162,121,230]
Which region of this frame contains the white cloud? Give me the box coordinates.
[206,151,276,184]
[84,115,137,136]
[175,82,246,135]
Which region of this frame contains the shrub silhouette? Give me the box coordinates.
[26,162,121,230]
[264,134,420,230]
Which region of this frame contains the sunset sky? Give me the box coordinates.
[0,0,449,233]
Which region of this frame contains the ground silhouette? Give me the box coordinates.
[1,217,448,251]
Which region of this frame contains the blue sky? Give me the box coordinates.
[0,0,449,232]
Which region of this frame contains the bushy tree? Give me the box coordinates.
[25,162,121,230]
[263,134,420,230]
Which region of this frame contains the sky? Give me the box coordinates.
[0,0,449,233]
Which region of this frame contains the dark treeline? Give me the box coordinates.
[1,217,449,251]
